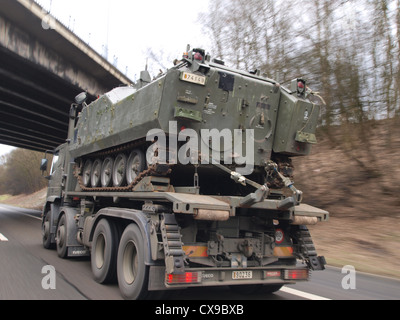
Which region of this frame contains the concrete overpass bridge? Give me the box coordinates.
[0,0,133,152]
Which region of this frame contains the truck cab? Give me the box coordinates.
[40,143,67,249]
[41,144,67,200]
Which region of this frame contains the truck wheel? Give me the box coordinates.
[91,219,119,284]
[117,223,149,300]
[56,214,68,259]
[42,211,55,249]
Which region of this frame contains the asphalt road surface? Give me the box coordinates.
[1,204,400,300]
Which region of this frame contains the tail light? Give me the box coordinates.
[166,272,202,285]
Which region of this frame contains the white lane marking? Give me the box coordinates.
[0,233,8,242]
[280,286,331,300]
[0,205,42,221]
[15,211,42,221]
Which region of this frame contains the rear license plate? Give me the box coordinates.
[180,72,206,86]
[232,271,253,280]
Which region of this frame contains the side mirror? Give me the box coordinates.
[40,158,48,172]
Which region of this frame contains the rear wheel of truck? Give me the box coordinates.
[91,219,120,284]
[56,214,68,259]
[42,211,55,249]
[117,223,149,300]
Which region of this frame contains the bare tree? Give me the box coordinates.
[0,149,47,195]
[200,0,399,124]
[396,0,400,117]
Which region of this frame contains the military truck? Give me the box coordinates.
[40,46,328,300]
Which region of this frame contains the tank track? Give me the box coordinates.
[160,213,185,274]
[292,226,326,271]
[75,140,172,192]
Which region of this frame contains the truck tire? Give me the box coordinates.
[42,211,55,249]
[91,219,120,284]
[117,223,149,300]
[56,214,68,259]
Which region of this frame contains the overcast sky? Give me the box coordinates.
[38,0,211,79]
[0,0,211,156]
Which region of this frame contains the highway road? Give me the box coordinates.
[1,204,400,301]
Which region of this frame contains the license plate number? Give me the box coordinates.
[232,271,253,280]
[180,72,206,86]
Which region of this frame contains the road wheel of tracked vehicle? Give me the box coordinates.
[91,219,120,284]
[101,157,114,187]
[90,159,102,188]
[56,214,68,259]
[117,223,149,300]
[82,160,93,187]
[126,149,146,185]
[113,153,127,187]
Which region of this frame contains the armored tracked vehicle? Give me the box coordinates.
[41,46,328,300]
